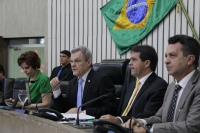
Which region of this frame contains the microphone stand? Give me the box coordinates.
[74,93,113,129]
[0,80,35,111]
[35,75,68,110]
[32,76,68,121]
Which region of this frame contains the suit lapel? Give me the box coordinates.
[174,70,200,121]
[134,73,156,102]
[82,70,94,102]
[121,81,136,113]
[162,82,176,122]
[59,64,70,78]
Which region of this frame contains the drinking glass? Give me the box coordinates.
[18,90,28,110]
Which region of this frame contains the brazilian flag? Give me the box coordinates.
[101,0,178,54]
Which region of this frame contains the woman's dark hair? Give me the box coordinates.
[17,51,41,70]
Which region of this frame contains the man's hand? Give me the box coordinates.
[133,126,146,133]
[50,77,60,91]
[66,107,84,114]
[100,114,121,124]
[122,118,144,129]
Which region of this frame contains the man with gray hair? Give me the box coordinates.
[50,45,116,118]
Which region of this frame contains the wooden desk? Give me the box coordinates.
[0,109,93,133]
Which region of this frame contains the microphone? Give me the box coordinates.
[0,80,35,110]
[32,75,68,121]
[74,93,113,128]
[35,75,68,110]
[130,117,151,133]
[0,80,35,99]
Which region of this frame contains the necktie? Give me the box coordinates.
[56,66,63,78]
[166,84,182,122]
[122,80,141,116]
[77,78,83,109]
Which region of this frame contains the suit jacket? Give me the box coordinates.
[145,69,200,133]
[50,64,75,81]
[52,69,116,118]
[119,72,168,122]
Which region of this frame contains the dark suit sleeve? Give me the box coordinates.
[52,89,73,113]
[50,68,57,80]
[85,75,116,118]
[120,79,168,122]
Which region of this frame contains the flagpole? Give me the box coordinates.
[178,0,200,44]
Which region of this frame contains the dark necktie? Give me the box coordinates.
[77,78,83,109]
[167,84,182,122]
[56,66,63,78]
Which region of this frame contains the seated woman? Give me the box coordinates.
[7,51,52,109]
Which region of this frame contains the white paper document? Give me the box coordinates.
[46,112,95,121]
[61,113,95,120]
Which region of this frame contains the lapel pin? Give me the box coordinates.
[88,80,90,82]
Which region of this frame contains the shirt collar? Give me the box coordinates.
[175,70,195,88]
[137,72,153,85]
[78,68,91,82]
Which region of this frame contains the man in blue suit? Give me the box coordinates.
[50,50,75,81]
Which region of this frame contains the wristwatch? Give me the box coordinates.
[146,125,152,133]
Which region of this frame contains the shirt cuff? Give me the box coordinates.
[150,125,154,132]
[140,119,147,126]
[53,88,61,98]
[117,117,123,124]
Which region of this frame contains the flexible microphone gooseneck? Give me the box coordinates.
[35,75,68,110]
[74,93,113,128]
[0,80,35,99]
[32,76,68,121]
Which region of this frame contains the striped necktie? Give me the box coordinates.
[166,84,182,122]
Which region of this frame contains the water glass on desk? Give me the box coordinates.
[18,90,28,110]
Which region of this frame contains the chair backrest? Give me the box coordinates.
[13,77,26,99]
[92,63,100,71]
[98,59,130,97]
[50,81,69,110]
[117,63,136,115]
[60,81,69,98]
[2,78,15,102]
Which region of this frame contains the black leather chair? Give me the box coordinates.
[60,81,69,98]
[97,59,130,110]
[12,77,26,100]
[50,81,69,110]
[1,78,15,104]
[117,63,136,115]
[93,63,100,71]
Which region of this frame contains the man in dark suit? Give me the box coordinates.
[100,45,168,124]
[50,50,75,81]
[50,46,116,118]
[123,35,200,133]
